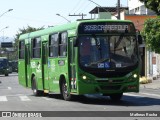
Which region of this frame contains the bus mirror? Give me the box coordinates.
[138,35,142,44]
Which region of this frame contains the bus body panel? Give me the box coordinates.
[18,60,26,86]
[48,57,69,93]
[48,58,60,92]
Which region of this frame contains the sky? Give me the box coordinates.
[0,0,127,41]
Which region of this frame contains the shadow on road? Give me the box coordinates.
[0,73,18,78]
[41,93,160,107]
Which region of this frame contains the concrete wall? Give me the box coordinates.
[125,15,157,31]
[127,0,156,15]
[128,0,144,14]
[128,0,144,10]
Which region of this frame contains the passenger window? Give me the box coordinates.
[49,34,58,57]
[59,32,67,57]
[32,37,41,58]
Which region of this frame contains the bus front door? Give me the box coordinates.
[69,38,77,92]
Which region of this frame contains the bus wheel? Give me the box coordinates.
[32,77,43,96]
[61,80,72,101]
[5,74,8,76]
[109,93,123,101]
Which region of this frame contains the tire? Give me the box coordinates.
[109,93,123,101]
[32,77,43,96]
[61,80,72,101]
[5,74,9,76]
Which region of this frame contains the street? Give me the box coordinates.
[0,73,160,120]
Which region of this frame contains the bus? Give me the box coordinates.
[18,19,142,101]
[0,57,10,76]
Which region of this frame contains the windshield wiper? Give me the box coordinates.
[91,34,100,49]
[114,33,124,49]
[91,34,103,58]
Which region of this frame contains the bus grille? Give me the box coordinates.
[96,79,124,83]
[100,85,121,91]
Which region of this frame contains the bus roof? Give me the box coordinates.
[19,19,133,40]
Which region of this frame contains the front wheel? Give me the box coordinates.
[61,80,72,101]
[109,93,123,101]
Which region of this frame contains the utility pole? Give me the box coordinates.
[69,13,87,20]
[117,0,120,19]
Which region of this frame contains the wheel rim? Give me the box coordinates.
[32,78,37,95]
[63,83,69,98]
[33,89,37,94]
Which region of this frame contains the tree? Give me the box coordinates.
[141,18,160,53]
[139,1,160,52]
[11,26,44,60]
[139,0,160,15]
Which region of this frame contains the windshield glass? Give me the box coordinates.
[79,35,138,69]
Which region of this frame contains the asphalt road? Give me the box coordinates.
[0,73,160,120]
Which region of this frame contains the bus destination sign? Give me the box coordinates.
[78,22,136,34]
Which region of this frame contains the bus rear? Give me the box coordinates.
[69,20,140,101]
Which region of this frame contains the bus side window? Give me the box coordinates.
[59,32,67,57]
[49,33,59,57]
[32,37,41,58]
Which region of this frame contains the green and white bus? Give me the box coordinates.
[18,19,142,101]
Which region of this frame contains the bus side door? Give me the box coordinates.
[69,37,77,92]
[42,40,49,90]
[26,43,31,87]
[31,37,43,91]
[18,40,28,87]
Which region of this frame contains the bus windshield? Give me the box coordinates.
[79,35,138,69]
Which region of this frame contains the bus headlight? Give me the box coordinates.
[82,75,87,80]
[133,74,138,78]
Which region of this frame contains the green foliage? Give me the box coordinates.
[139,0,160,15]
[12,26,44,60]
[141,18,160,53]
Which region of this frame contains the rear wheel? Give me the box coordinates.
[32,77,43,96]
[109,93,123,101]
[61,79,72,101]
